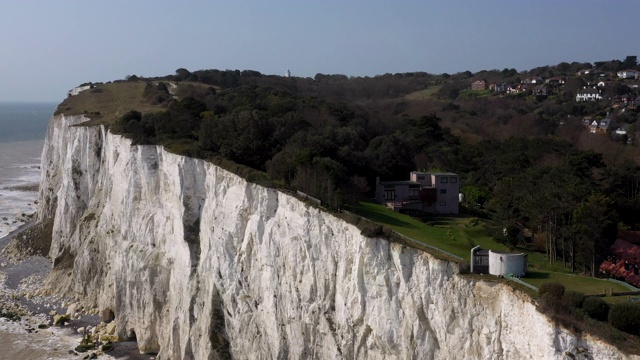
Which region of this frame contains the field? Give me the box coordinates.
[56,81,164,126]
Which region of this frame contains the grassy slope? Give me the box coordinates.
[403,85,442,100]
[356,201,630,295]
[56,82,165,126]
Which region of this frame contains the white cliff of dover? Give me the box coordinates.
[36,113,638,359]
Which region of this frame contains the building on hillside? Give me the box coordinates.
[576,87,603,102]
[493,82,509,94]
[507,84,528,94]
[617,69,640,79]
[523,76,543,84]
[589,117,616,133]
[470,246,528,277]
[67,85,92,97]
[615,125,629,136]
[545,77,566,85]
[600,231,640,288]
[533,85,550,97]
[576,68,595,76]
[471,80,488,90]
[374,171,459,214]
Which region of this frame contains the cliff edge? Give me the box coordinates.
[36,114,637,359]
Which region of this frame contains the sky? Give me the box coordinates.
[0,0,638,102]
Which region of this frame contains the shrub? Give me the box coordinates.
[539,282,565,300]
[608,303,640,335]
[583,297,610,322]
[562,291,586,309]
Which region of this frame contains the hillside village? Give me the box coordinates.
[463,60,640,144]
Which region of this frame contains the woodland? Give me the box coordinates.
[108,56,640,278]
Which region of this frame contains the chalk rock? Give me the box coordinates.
[36,113,639,359]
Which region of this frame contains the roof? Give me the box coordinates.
[619,231,640,245]
[600,238,640,288]
[577,88,600,94]
[379,180,420,186]
[429,172,458,176]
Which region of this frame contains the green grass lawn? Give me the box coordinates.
[355,201,507,260]
[355,201,633,294]
[523,271,630,294]
[403,86,442,100]
[57,81,165,126]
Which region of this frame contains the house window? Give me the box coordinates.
[440,189,446,194]
[409,188,419,198]
[384,189,395,200]
[440,177,448,183]
[417,176,425,180]
[450,177,458,183]
[439,201,446,207]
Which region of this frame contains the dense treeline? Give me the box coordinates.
[112,58,640,276]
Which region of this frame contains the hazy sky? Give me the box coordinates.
[0,0,638,102]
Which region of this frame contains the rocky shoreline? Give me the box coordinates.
[0,220,153,359]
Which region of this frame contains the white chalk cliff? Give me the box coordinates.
[36,114,638,359]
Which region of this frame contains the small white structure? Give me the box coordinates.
[67,85,91,97]
[285,69,291,78]
[471,246,527,277]
[488,250,527,277]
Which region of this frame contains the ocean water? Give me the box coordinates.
[0,102,84,359]
[0,102,56,239]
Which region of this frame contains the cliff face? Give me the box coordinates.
[37,114,636,359]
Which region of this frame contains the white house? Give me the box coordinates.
[576,87,603,102]
[617,69,640,79]
[67,85,92,97]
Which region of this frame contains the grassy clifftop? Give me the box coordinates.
[56,82,165,126]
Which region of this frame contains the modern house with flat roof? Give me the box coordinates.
[374,171,459,214]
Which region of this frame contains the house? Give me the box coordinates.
[576,87,603,101]
[545,77,566,85]
[615,125,629,136]
[612,94,636,107]
[582,116,593,127]
[599,231,640,288]
[589,117,616,133]
[576,68,595,76]
[523,76,543,84]
[507,84,528,94]
[471,79,488,90]
[470,246,528,277]
[493,82,509,94]
[67,85,92,97]
[617,69,640,79]
[374,171,459,214]
[533,85,550,97]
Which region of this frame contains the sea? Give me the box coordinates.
[0,102,55,239]
[0,102,92,359]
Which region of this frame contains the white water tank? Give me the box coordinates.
[488,250,527,276]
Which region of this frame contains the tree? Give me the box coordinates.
[175,68,191,81]
[573,194,618,277]
[621,55,638,70]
